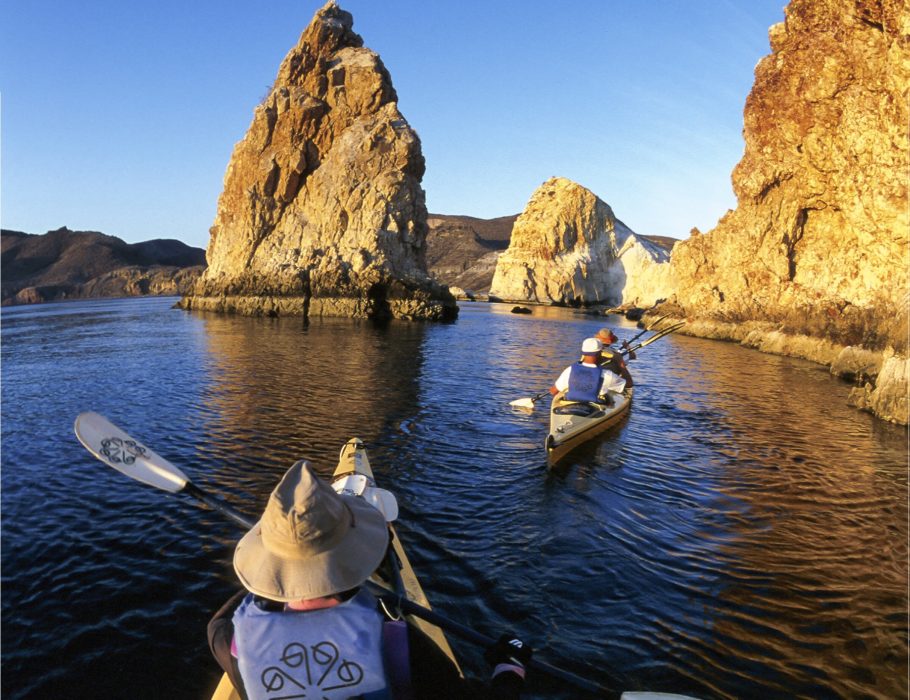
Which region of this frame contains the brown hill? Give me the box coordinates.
[425,212,675,294]
[1,227,206,305]
[425,214,515,294]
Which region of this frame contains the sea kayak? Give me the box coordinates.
[210,438,461,699]
[546,388,633,466]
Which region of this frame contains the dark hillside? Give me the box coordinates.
[1,227,205,305]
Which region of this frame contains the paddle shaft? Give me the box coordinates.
[182,481,255,529]
[626,313,670,344]
[621,321,685,356]
[369,585,611,695]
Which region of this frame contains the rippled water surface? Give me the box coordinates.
[2,298,907,699]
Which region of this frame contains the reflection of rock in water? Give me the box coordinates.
[648,339,909,700]
[193,314,427,479]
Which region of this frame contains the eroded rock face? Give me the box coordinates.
[179,1,455,321]
[489,177,672,306]
[660,0,909,423]
[669,0,908,346]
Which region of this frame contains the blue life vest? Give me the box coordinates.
[566,363,604,403]
[233,588,389,700]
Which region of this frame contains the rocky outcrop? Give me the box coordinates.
[657,0,909,424]
[1,227,204,305]
[489,177,673,307]
[179,1,455,321]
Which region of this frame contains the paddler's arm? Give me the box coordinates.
[550,367,571,395]
[207,589,249,700]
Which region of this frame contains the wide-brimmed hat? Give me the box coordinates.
[581,337,603,354]
[596,328,618,344]
[234,460,389,601]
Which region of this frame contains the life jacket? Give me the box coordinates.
[566,363,604,403]
[233,588,392,700]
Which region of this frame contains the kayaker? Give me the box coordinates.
[553,337,626,402]
[594,328,635,388]
[207,460,531,700]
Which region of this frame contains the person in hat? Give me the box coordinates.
[594,328,634,388]
[551,337,626,403]
[207,460,530,699]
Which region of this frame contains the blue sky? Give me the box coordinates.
[1,1,786,250]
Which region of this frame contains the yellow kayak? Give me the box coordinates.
[546,388,633,466]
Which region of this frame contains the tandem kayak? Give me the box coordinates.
[210,438,462,699]
[546,388,633,466]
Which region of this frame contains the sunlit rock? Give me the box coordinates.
[179,1,455,321]
[488,177,672,307]
[658,0,908,424]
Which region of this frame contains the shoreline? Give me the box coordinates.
[666,317,908,427]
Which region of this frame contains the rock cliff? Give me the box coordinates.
[488,177,673,307]
[1,227,204,305]
[660,0,909,424]
[179,1,455,321]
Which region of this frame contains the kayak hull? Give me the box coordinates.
[210,439,461,699]
[546,388,633,466]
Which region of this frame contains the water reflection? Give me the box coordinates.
[183,313,430,514]
[0,298,906,700]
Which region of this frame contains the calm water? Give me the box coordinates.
[1,297,907,700]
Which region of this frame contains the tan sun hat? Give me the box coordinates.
[596,328,618,344]
[233,460,389,601]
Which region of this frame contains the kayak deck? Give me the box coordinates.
[547,388,633,466]
[333,438,462,674]
[210,439,461,699]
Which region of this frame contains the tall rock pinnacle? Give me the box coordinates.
[179,1,456,321]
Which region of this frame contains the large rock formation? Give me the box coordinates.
[1,227,204,305]
[661,0,909,424]
[179,2,455,321]
[488,177,672,307]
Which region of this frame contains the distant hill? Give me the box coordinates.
[425,214,516,294]
[1,227,206,306]
[425,213,677,295]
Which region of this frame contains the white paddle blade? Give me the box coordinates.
[509,397,536,409]
[74,412,189,493]
[331,476,399,522]
[332,473,369,497]
[364,487,399,522]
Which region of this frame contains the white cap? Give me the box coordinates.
[581,338,603,354]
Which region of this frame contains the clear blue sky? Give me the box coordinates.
[1,1,785,250]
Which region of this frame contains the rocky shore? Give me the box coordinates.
[653,0,908,425]
[641,313,907,425]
